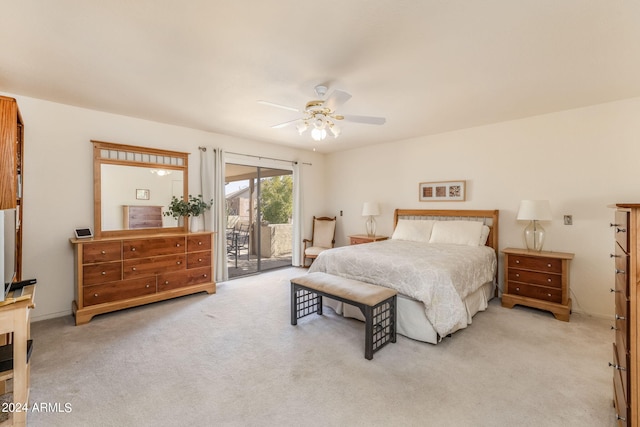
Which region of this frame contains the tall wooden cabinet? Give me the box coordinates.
[611,204,639,427]
[71,232,215,325]
[0,96,23,281]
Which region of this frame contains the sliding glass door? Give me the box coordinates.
[225,163,293,278]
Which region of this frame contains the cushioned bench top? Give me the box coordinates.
[291,272,397,307]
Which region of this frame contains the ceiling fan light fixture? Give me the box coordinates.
[329,124,341,138]
[296,121,308,135]
[311,127,327,141]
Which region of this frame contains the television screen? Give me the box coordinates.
[0,208,17,302]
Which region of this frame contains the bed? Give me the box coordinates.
[307,209,499,344]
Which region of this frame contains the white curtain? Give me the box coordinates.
[201,147,228,282]
[292,162,303,266]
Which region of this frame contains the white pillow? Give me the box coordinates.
[479,225,490,245]
[391,219,435,243]
[429,220,484,246]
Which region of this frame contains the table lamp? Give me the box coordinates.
[517,200,552,251]
[362,202,380,237]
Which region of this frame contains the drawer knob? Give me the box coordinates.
[132,267,137,271]
[101,250,106,255]
[165,281,169,285]
[615,314,626,321]
[515,260,520,264]
[131,247,136,251]
[198,258,203,262]
[547,263,552,268]
[615,268,625,274]
[176,243,181,247]
[611,325,618,331]
[608,362,626,371]
[547,278,552,282]
[198,241,203,245]
[610,288,620,293]
[94,293,98,297]
[515,287,520,292]
[101,271,106,275]
[177,261,182,265]
[515,273,520,278]
[616,414,627,422]
[616,227,627,233]
[610,253,620,258]
[146,284,150,288]
[610,223,619,227]
[203,274,208,278]
[547,293,552,297]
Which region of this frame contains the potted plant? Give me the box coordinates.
[164,195,213,232]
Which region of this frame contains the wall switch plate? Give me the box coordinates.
[564,215,573,225]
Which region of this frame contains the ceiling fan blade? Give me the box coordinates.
[341,114,386,125]
[258,100,300,113]
[323,90,352,111]
[271,118,301,129]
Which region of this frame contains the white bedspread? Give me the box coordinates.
[308,240,497,337]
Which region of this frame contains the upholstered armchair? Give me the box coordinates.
[303,216,337,267]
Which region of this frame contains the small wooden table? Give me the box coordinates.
[349,235,389,245]
[501,248,574,321]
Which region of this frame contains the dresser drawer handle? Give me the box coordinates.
[176,243,181,247]
[547,278,552,282]
[608,362,626,371]
[616,227,626,233]
[610,253,620,258]
[610,288,620,293]
[94,293,99,297]
[132,267,137,271]
[177,261,182,265]
[101,250,106,255]
[515,287,520,292]
[101,271,106,275]
[146,284,150,288]
[615,269,625,274]
[547,293,552,297]
[615,314,626,321]
[165,281,169,285]
[131,247,136,251]
[610,223,619,228]
[515,260,520,264]
[616,414,626,422]
[610,325,618,331]
[203,274,208,278]
[546,263,552,268]
[198,258,203,262]
[198,241,203,245]
[515,273,520,278]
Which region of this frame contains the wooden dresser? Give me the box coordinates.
[611,204,639,426]
[501,247,574,321]
[71,232,215,325]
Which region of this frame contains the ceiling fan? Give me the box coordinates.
[258,85,386,141]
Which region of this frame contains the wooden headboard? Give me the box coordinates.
[393,209,500,260]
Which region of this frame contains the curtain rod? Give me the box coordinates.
[198,147,312,166]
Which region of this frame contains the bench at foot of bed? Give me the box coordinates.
[290,272,397,360]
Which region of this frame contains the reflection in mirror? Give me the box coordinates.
[101,164,184,231]
[92,140,189,238]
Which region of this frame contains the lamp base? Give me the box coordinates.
[524,220,546,251]
[365,216,376,238]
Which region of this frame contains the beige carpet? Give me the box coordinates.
[26,267,614,426]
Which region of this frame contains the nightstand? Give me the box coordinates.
[501,247,574,321]
[349,235,389,245]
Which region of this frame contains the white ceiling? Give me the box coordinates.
[1,1,639,153]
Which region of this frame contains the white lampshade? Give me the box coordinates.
[517,200,552,221]
[362,202,380,217]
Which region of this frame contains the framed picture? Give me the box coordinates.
[136,189,150,200]
[419,180,466,202]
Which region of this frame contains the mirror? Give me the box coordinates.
[93,140,189,238]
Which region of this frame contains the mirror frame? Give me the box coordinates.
[92,140,189,238]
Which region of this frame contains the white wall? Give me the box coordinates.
[325,97,640,319]
[3,92,326,321]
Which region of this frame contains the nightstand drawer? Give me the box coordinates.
[508,255,561,273]
[508,282,562,303]
[507,269,562,288]
[614,210,629,252]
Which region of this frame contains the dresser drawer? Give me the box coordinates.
[614,210,629,252]
[157,266,212,292]
[507,255,561,273]
[507,269,562,288]
[83,261,122,286]
[122,236,186,259]
[614,244,629,295]
[83,277,156,306]
[187,234,211,252]
[82,241,121,264]
[507,282,562,303]
[613,343,630,406]
[187,251,211,269]
[123,254,186,279]
[614,365,629,427]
